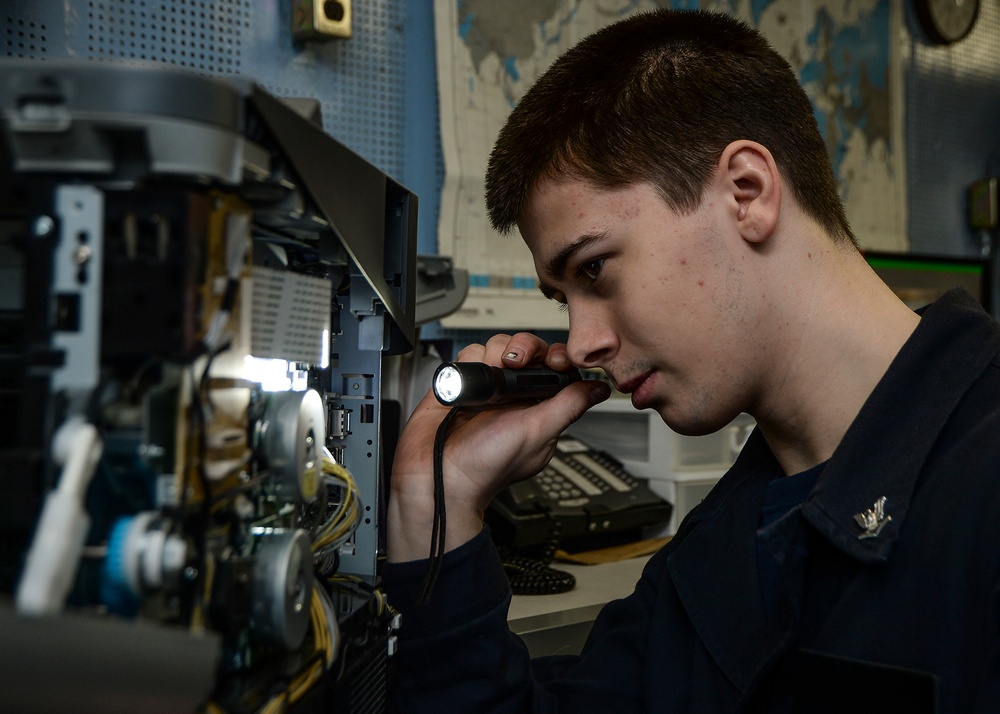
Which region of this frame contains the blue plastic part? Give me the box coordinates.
[102,517,140,617]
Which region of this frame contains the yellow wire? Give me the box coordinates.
[257,694,287,714]
[251,587,336,711]
[203,487,349,711]
[312,458,362,552]
[286,588,331,704]
[212,458,351,713]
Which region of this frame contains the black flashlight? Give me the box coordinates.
[432,362,583,407]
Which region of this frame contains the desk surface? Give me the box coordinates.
[507,555,651,656]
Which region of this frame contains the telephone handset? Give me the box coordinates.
[486,436,673,552]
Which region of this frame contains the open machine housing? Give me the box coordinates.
[0,59,415,713]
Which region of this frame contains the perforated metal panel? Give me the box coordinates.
[2,12,48,60]
[83,0,250,73]
[0,0,407,178]
[905,0,1000,256]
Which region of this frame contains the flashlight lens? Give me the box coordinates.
[434,365,464,404]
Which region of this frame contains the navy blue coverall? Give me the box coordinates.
[383,289,1000,713]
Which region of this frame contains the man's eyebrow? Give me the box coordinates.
[544,232,607,281]
[536,231,609,300]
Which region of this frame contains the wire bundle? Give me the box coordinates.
[251,584,340,714]
[311,448,363,556]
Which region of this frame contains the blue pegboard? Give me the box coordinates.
[1,0,441,253]
[1,0,409,184]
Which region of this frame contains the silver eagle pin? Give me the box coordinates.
[853,496,891,539]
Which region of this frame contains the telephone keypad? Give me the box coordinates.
[539,450,640,503]
[491,438,673,547]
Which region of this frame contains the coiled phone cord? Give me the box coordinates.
[501,553,576,596]
[500,510,576,595]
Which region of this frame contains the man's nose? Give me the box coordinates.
[566,304,617,369]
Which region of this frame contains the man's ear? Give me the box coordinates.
[718,140,781,244]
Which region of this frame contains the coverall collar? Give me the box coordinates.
[665,288,1000,693]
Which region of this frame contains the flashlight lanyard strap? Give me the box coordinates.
[418,405,467,606]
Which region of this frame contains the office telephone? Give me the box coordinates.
[486,436,673,552]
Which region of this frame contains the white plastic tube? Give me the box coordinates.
[16,417,104,616]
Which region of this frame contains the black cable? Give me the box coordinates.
[180,342,229,626]
[500,512,576,596]
[417,405,466,606]
[501,555,576,596]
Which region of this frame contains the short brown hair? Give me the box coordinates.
[485,9,856,246]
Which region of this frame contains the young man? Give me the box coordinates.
[383,9,1000,712]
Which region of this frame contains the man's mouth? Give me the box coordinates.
[616,370,653,395]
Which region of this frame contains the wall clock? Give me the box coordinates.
[914,0,980,45]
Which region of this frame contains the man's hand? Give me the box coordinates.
[386,332,611,563]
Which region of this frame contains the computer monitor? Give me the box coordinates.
[864,251,991,312]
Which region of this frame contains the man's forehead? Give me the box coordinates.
[518,176,598,240]
[518,177,655,245]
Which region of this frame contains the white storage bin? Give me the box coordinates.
[670,413,755,472]
[567,397,754,536]
[566,396,754,481]
[647,469,727,536]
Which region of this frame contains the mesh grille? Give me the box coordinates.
[251,267,333,365]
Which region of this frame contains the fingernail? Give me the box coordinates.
[505,351,521,362]
[590,384,611,404]
[549,352,567,366]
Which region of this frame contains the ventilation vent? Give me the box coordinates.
[251,266,333,365]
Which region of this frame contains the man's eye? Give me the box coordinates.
[580,258,605,281]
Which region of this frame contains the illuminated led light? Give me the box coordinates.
[433,364,464,404]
